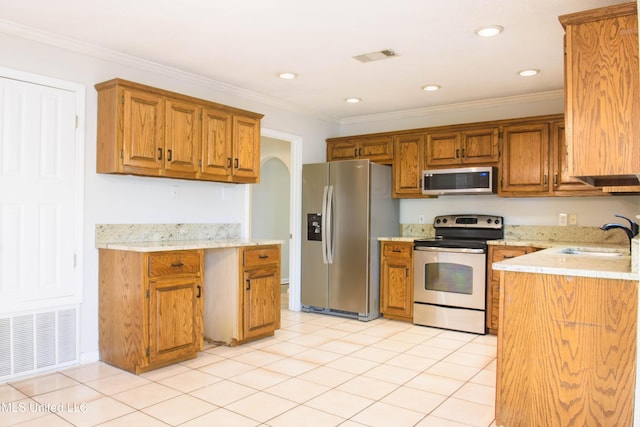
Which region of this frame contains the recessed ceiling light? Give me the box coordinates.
[475,25,504,37]
[518,69,540,77]
[278,72,297,79]
[345,98,361,104]
[422,85,441,92]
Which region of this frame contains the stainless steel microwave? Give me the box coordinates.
[422,166,497,196]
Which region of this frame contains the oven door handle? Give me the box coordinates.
[415,247,485,254]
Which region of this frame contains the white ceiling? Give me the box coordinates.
[0,0,630,121]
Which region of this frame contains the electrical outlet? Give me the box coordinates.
[418,215,425,224]
[558,213,568,226]
[569,213,578,225]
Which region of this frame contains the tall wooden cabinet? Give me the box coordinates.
[380,241,413,322]
[497,271,637,426]
[96,78,263,183]
[560,2,640,186]
[98,249,204,374]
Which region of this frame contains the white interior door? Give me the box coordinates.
[0,74,81,312]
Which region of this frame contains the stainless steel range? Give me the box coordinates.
[413,214,504,334]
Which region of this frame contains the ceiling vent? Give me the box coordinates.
[353,49,397,63]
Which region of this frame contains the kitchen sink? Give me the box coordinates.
[557,247,629,257]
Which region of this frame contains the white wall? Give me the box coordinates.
[0,31,337,361]
[402,195,640,227]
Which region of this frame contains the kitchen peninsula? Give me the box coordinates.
[96,223,283,374]
[492,241,638,426]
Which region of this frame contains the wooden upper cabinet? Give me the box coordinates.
[500,122,550,195]
[425,127,499,168]
[232,115,260,182]
[164,98,200,178]
[392,133,425,198]
[326,135,393,164]
[560,3,640,185]
[120,88,164,173]
[201,108,232,180]
[462,128,500,165]
[425,132,459,166]
[96,78,263,183]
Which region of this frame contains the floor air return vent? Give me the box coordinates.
[0,307,79,381]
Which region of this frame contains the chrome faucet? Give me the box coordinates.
[600,214,639,250]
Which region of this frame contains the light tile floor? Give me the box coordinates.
[1,309,497,426]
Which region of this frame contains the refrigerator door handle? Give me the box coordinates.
[326,185,335,264]
[321,185,329,264]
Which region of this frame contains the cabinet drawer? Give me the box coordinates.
[244,246,279,267]
[383,243,412,259]
[148,251,201,278]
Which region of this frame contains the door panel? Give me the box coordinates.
[328,160,369,314]
[122,88,164,171]
[301,164,329,308]
[164,99,199,176]
[0,77,78,310]
[201,108,232,178]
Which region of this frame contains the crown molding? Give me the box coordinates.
[339,90,564,126]
[0,19,338,124]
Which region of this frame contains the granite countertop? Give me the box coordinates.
[96,239,284,252]
[492,245,637,281]
[95,223,283,252]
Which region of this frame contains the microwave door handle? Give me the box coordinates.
[321,185,329,264]
[326,185,335,264]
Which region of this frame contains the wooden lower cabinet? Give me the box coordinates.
[99,249,204,374]
[380,241,413,322]
[204,245,281,345]
[486,245,538,334]
[497,271,637,426]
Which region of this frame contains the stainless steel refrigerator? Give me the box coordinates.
[301,159,399,321]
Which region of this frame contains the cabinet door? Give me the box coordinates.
[164,98,200,177]
[232,115,260,182]
[393,133,425,197]
[425,132,460,167]
[500,123,550,195]
[564,6,640,178]
[122,88,164,172]
[327,140,358,161]
[242,266,279,340]
[381,255,412,320]
[148,277,200,365]
[359,135,393,163]
[462,127,499,164]
[201,108,232,179]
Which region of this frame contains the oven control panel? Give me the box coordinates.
[434,214,503,229]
